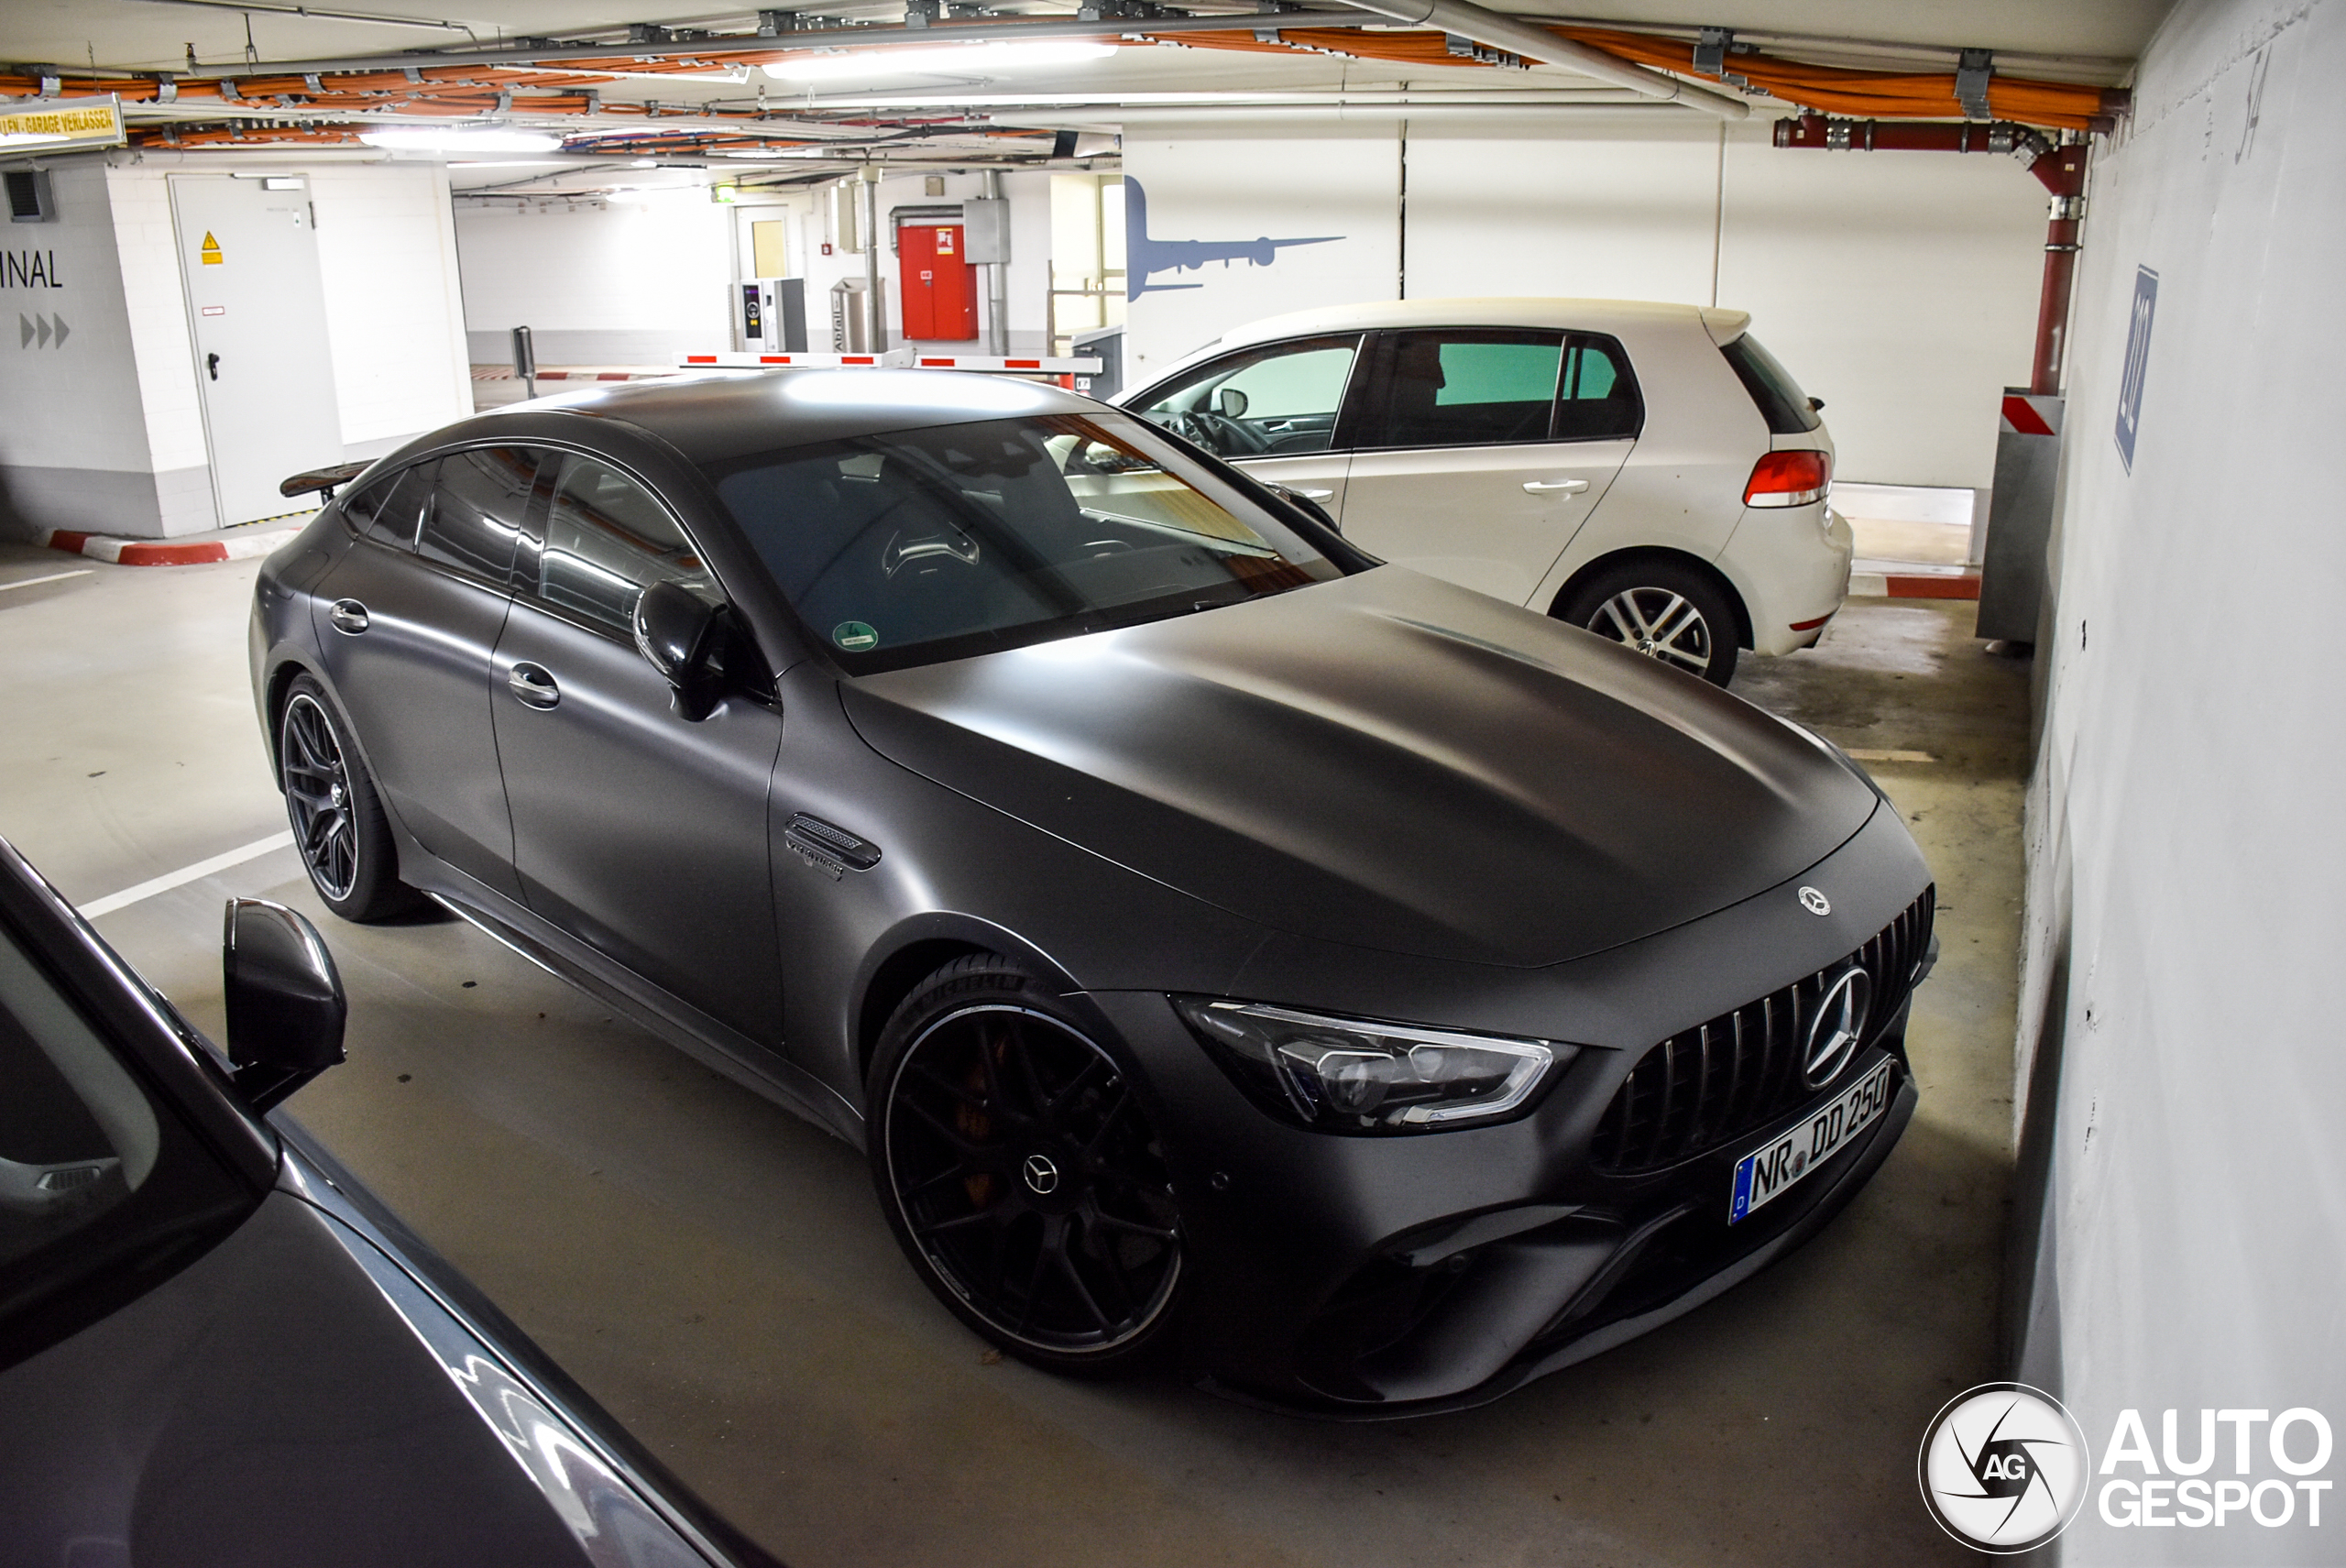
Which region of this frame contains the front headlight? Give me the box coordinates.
[1172,998,1569,1134]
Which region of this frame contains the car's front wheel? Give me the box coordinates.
[278,675,422,921]
[1557,560,1741,686]
[869,954,1186,1373]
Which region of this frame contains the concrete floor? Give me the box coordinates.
[0,541,2028,1566]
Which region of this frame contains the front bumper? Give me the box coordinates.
[1086,812,1932,1416]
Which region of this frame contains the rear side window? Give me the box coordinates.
[1721,334,1822,433]
[341,463,433,550]
[1355,330,1563,449]
[1554,334,1643,442]
[421,447,538,583]
[528,456,718,637]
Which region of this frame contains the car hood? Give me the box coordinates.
[840,567,1878,968]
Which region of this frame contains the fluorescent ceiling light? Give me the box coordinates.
[0,132,69,148]
[359,126,564,152]
[765,40,1116,82]
[448,159,571,169]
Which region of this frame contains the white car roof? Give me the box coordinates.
[1197,298,1753,354]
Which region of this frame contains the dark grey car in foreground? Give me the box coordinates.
[250,369,1934,1415]
[0,835,779,1565]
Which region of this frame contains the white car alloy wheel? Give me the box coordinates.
[1589,587,1717,676]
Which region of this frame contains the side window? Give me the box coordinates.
[530,455,718,638]
[340,463,433,550]
[1130,335,1361,458]
[421,447,538,583]
[1555,334,1644,442]
[1354,330,1564,450]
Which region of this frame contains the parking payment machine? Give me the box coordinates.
[740,277,808,353]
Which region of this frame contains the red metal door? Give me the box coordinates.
[897,224,976,342]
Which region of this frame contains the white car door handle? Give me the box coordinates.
[1523,478,1590,495]
[1292,488,1334,501]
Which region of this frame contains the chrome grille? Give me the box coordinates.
[1590,887,1935,1175]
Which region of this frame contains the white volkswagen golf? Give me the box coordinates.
[1119,299,1850,686]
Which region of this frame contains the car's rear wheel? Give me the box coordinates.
[1558,561,1740,686]
[869,955,1185,1373]
[279,676,422,921]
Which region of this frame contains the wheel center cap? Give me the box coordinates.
[1021,1152,1061,1196]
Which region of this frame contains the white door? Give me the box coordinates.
[170,176,343,528]
[1338,331,1639,607]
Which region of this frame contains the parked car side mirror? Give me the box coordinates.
[1217,387,1249,419]
[223,898,346,1113]
[632,580,726,719]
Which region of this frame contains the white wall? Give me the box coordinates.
[0,159,173,539]
[1124,126,1399,386]
[455,191,732,367]
[0,154,469,540]
[312,164,471,458]
[2012,0,2346,1561]
[1124,114,2049,488]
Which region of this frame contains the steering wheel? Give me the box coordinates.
[1168,408,1273,456]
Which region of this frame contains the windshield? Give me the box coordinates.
[708,411,1344,673]
[1720,334,1822,434]
[0,917,255,1371]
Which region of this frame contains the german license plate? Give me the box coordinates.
[1727,1058,1893,1224]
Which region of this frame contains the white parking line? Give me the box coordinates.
[78,831,297,918]
[0,568,94,593]
[1845,748,1936,764]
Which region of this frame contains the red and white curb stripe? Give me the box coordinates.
[1849,570,1981,600]
[38,523,304,567]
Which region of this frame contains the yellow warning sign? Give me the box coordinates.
[200,232,223,266]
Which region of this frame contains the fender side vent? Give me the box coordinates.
[785,814,881,876]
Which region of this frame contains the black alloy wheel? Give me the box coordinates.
[1558,560,1741,686]
[871,956,1185,1370]
[278,676,419,922]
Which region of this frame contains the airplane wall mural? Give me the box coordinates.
[1123,178,1343,302]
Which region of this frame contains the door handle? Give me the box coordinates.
[327,599,369,635]
[507,663,560,709]
[206,352,220,381]
[1523,478,1590,495]
[1292,488,1335,501]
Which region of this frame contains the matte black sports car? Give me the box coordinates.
[250,369,1934,1415]
[0,833,778,1564]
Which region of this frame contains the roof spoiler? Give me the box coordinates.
[280,461,371,501]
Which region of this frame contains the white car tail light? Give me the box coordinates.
[1744,450,1831,508]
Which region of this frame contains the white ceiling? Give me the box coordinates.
[6,0,2165,81]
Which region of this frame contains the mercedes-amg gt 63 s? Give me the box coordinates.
[251,370,1935,1416]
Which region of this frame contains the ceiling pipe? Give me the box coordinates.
[993,101,1686,126]
[129,10,1385,77]
[1772,113,2089,396]
[808,87,1651,109]
[1331,0,1749,118]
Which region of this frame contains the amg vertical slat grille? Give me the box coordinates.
[1591,886,1935,1175]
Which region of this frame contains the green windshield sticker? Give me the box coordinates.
[833,620,879,652]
